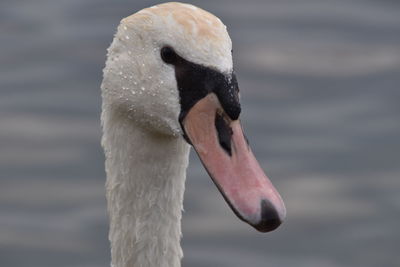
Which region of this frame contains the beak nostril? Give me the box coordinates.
[215,112,233,156]
[254,199,283,232]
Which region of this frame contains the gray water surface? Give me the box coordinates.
[1,0,400,266]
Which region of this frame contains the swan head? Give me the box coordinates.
[101,2,286,232]
[101,2,232,136]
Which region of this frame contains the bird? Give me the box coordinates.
[100,2,286,267]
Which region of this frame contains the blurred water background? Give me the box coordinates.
[1,0,400,266]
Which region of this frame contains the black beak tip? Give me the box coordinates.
[253,199,283,233]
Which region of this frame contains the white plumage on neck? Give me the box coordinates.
[102,108,190,267]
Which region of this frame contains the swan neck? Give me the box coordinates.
[102,110,190,267]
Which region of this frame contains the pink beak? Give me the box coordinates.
[182,93,286,232]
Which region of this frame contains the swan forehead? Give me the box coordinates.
[121,2,233,72]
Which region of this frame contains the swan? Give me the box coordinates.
[100,2,286,267]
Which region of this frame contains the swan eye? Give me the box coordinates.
[161,46,178,64]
